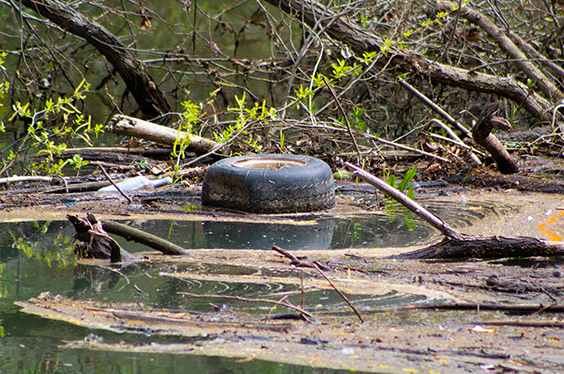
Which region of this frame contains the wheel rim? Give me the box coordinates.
[232,157,307,169]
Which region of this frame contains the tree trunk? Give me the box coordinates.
[21,0,171,117]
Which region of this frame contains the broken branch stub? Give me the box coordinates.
[67,213,137,263]
[108,115,219,155]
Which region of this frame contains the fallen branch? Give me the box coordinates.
[312,262,364,323]
[399,78,518,173]
[0,176,66,185]
[370,301,564,315]
[108,115,219,155]
[102,220,193,257]
[68,213,193,262]
[345,163,463,240]
[263,0,555,124]
[99,165,132,203]
[345,162,564,259]
[438,0,564,102]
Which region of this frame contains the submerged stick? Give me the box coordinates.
[179,292,315,322]
[272,245,363,323]
[102,220,193,257]
[313,262,364,324]
[345,162,463,240]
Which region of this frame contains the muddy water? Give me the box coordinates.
[0,192,561,373]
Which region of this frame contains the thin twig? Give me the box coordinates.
[178,292,315,322]
[312,262,364,324]
[322,75,362,163]
[99,165,132,203]
[272,245,363,323]
[397,78,471,137]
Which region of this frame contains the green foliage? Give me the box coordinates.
[294,84,316,114]
[397,167,417,198]
[331,59,362,81]
[0,53,8,133]
[352,107,366,132]
[172,99,203,164]
[384,167,417,229]
[5,79,101,176]
[380,38,393,55]
[215,93,277,153]
[333,169,353,180]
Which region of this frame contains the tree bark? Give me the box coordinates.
[108,115,219,154]
[102,220,193,257]
[393,236,564,260]
[21,0,171,117]
[263,0,556,124]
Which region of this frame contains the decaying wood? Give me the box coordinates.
[68,213,192,262]
[67,213,137,263]
[62,147,174,159]
[471,96,519,174]
[399,78,518,174]
[0,176,65,185]
[395,235,564,260]
[398,78,482,166]
[345,163,564,259]
[102,220,193,257]
[21,0,170,116]
[108,115,219,155]
[263,0,556,124]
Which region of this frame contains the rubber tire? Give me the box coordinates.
[201,154,336,213]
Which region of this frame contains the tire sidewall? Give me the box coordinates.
[202,154,335,213]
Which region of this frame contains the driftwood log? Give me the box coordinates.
[345,163,564,259]
[108,115,219,155]
[102,220,193,257]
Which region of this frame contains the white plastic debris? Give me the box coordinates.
[98,176,172,193]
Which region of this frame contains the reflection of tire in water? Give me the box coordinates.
[201,154,336,214]
[204,219,335,250]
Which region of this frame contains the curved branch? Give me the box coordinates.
[20,0,171,117]
[438,0,564,102]
[262,0,555,124]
